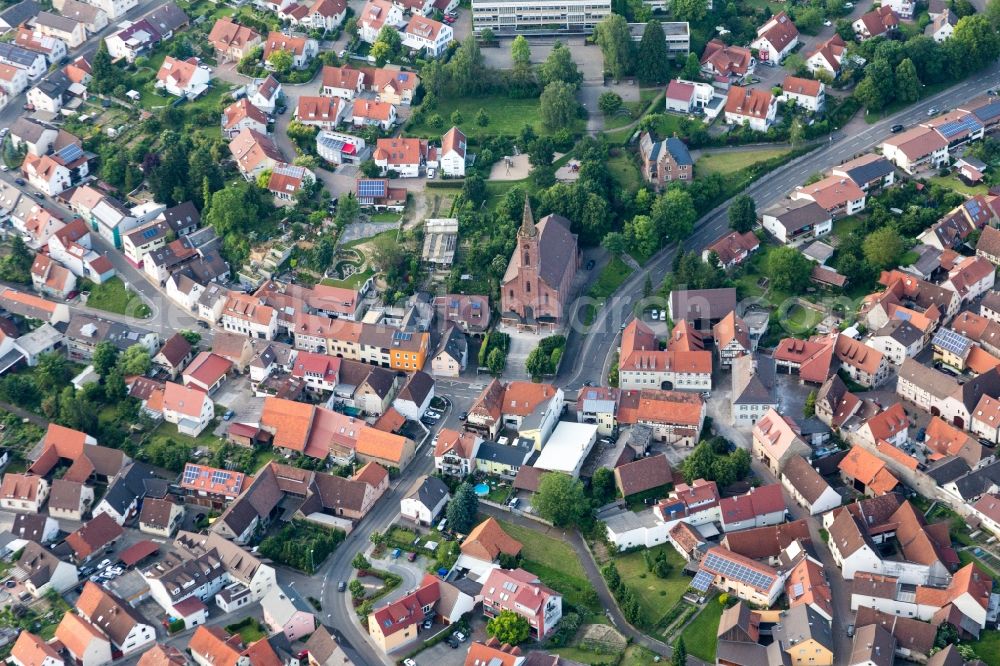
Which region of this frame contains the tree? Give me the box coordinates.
[728,195,756,233]
[349,580,365,599]
[476,108,490,126]
[594,14,635,80]
[35,352,69,393]
[118,344,151,377]
[681,52,701,80]
[540,41,582,86]
[511,35,531,70]
[988,0,1000,29]
[796,6,824,33]
[487,347,506,375]
[672,636,687,666]
[267,48,293,74]
[104,369,127,403]
[602,231,627,257]
[336,192,360,228]
[540,80,578,130]
[598,91,623,115]
[768,246,813,292]
[854,59,894,111]
[591,467,615,504]
[651,188,697,241]
[486,610,531,645]
[895,58,921,103]
[92,341,119,378]
[376,25,402,55]
[525,347,554,378]
[673,0,708,20]
[789,117,805,146]
[446,482,479,533]
[534,473,588,527]
[636,20,669,84]
[952,15,1000,75]
[179,330,201,346]
[450,110,463,125]
[351,553,370,570]
[863,226,905,270]
[804,390,817,417]
[90,40,118,94]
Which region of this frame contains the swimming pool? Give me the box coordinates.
[473,482,490,496]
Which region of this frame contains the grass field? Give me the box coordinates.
[608,154,643,191]
[320,268,374,289]
[407,97,567,138]
[832,215,865,240]
[83,277,151,318]
[682,599,725,662]
[929,174,989,196]
[226,618,266,643]
[959,550,1000,579]
[615,545,690,629]
[582,257,634,325]
[496,519,598,612]
[148,420,222,454]
[697,147,794,177]
[974,630,1000,664]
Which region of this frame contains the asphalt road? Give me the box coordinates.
[559,62,1000,391]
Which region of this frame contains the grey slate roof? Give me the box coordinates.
[762,198,831,234]
[33,70,71,101]
[408,475,449,510]
[875,319,923,347]
[925,456,971,484]
[34,10,81,33]
[102,462,167,515]
[0,0,39,28]
[948,457,1000,500]
[772,605,833,654]
[732,354,777,406]
[143,1,188,34]
[10,117,49,143]
[842,156,893,186]
[434,325,466,364]
[475,440,531,467]
[665,137,693,166]
[0,41,43,66]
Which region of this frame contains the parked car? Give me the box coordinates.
[197,321,210,329]
[823,19,832,25]
[404,660,417,666]
[446,636,461,648]
[458,411,468,421]
[586,259,595,270]
[651,310,659,321]
[890,124,904,133]
[454,631,467,642]
[392,548,401,559]
[338,581,346,592]
[223,410,235,421]
[422,618,433,630]
[14,178,24,185]
[407,551,417,562]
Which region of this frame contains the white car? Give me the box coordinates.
[650,310,659,320]
[823,19,832,26]
[404,660,417,666]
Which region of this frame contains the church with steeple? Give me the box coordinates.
[500,196,580,331]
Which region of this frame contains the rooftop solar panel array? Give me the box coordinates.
[57,144,84,163]
[937,116,983,139]
[691,570,713,592]
[357,179,386,198]
[932,328,972,356]
[701,551,776,592]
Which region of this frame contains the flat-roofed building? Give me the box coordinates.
[471,0,611,34]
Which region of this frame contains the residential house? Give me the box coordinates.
[15,541,78,596]
[730,353,778,426]
[76,581,156,656]
[229,128,285,180]
[47,479,92,521]
[261,584,316,641]
[0,473,49,512]
[880,126,949,174]
[703,230,759,269]
[320,64,364,99]
[614,454,672,498]
[831,153,896,192]
[870,319,925,366]
[33,11,86,47]
[751,408,810,475]
[575,386,619,436]
[724,86,777,132]
[64,512,124,563]
[365,66,419,105]
[104,19,161,63]
[792,175,866,218]
[266,163,315,202]
[430,325,467,377]
[368,575,439,652]
[781,454,841,515]
[943,255,996,302]
[262,31,318,70]
[54,613,111,666]
[751,12,799,64]
[294,95,346,130]
[616,389,706,447]
[400,475,449,524]
[854,5,899,39]
[835,335,891,388]
[839,446,900,497]
[0,43,47,81]
[638,132,693,190]
[481,568,562,640]
[160,382,214,436]
[402,15,452,56]
[8,632,64,666]
[693,546,785,606]
[155,56,209,98]
[857,402,909,448]
[138,497,184,538]
[926,8,957,41]
[179,463,246,510]
[393,370,434,420]
[153,333,194,380]
[439,126,466,176]
[245,75,282,114]
[700,39,755,80]
[351,99,396,130]
[617,319,712,391]
[208,17,261,62]
[0,1,39,33]
[434,428,481,477]
[0,62,27,97]
[373,136,428,177]
[807,34,847,77]
[358,0,404,43]
[761,198,833,244]
[30,254,76,299]
[664,77,714,114]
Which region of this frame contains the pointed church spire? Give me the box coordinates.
[519,194,537,238]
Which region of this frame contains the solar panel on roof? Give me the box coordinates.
[357,179,386,198]
[932,328,972,356]
[182,465,198,484]
[702,551,775,591]
[211,470,230,485]
[937,116,983,139]
[142,228,158,239]
[691,570,713,592]
[57,144,83,163]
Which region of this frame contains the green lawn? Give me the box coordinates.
[407,97,576,139]
[832,215,865,240]
[682,599,725,662]
[583,257,634,325]
[615,545,691,629]
[320,267,374,289]
[148,420,223,455]
[225,618,266,643]
[607,154,643,192]
[496,519,598,612]
[959,550,1000,579]
[619,645,660,666]
[82,277,151,318]
[974,630,1000,664]
[552,647,623,664]
[696,147,795,177]
[929,174,989,196]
